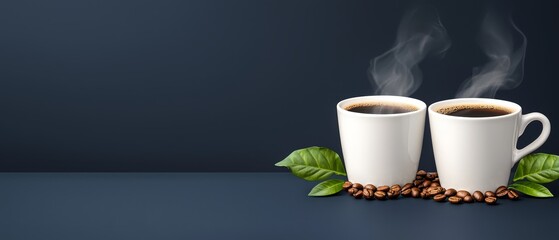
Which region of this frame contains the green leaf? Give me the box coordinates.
[275,146,346,181]
[513,153,559,183]
[508,181,553,198]
[308,179,345,196]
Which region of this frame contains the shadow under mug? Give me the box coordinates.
[337,95,427,186]
[429,98,551,192]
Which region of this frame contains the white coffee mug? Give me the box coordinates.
[337,95,426,186]
[429,98,551,192]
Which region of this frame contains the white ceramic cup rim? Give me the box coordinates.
[428,98,521,120]
[337,95,427,118]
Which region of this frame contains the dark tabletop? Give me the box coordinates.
[1,173,557,239]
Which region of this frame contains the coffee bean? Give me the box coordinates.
[485,191,496,198]
[391,184,402,192]
[427,186,444,196]
[411,187,420,198]
[363,189,374,199]
[496,190,509,198]
[430,182,441,187]
[387,190,400,199]
[456,190,471,199]
[433,178,439,183]
[353,190,363,199]
[473,191,484,202]
[421,189,430,199]
[377,185,390,192]
[401,188,412,197]
[413,179,424,187]
[374,191,386,200]
[348,188,358,195]
[448,196,462,204]
[343,181,353,190]
[364,184,376,192]
[426,172,438,180]
[496,186,508,193]
[463,195,474,203]
[422,180,432,188]
[507,189,519,200]
[402,183,413,191]
[485,196,497,205]
[352,183,363,190]
[444,188,457,197]
[433,194,446,202]
[416,176,424,180]
[416,170,427,177]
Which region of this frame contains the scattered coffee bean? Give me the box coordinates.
[430,182,440,187]
[401,188,412,197]
[444,188,457,197]
[374,191,386,200]
[411,187,420,198]
[433,177,439,182]
[485,196,497,205]
[507,189,519,200]
[427,186,444,197]
[485,191,496,198]
[422,189,431,199]
[402,183,413,191]
[496,189,509,198]
[463,195,474,203]
[473,191,484,202]
[348,188,358,195]
[363,189,374,199]
[448,196,462,204]
[387,190,399,199]
[433,194,446,202]
[343,181,353,190]
[420,191,427,199]
[422,180,432,188]
[426,172,437,180]
[353,190,363,199]
[416,175,424,180]
[377,185,390,192]
[496,186,508,193]
[365,184,376,192]
[416,170,427,177]
[456,190,471,199]
[352,183,363,190]
[413,179,424,187]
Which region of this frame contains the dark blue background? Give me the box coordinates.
[0,0,557,171]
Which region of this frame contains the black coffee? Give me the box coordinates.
[345,103,417,114]
[439,105,512,117]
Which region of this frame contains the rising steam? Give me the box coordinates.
[455,12,527,98]
[368,7,451,96]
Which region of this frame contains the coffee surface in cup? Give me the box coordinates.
[437,104,512,117]
[345,103,417,114]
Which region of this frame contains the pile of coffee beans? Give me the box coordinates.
[343,170,520,205]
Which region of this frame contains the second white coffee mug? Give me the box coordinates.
[429,98,551,192]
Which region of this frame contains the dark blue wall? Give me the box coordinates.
[1,0,557,171]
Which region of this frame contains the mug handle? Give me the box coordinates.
[513,112,551,165]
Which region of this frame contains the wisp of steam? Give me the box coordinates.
[455,12,527,98]
[368,7,451,96]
